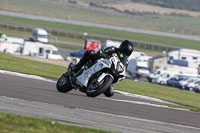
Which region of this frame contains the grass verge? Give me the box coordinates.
[0,52,200,111]
[0,26,163,55]
[115,80,200,110]
[0,112,113,133]
[53,43,84,50]
[1,15,200,50]
[1,0,200,36]
[0,52,66,79]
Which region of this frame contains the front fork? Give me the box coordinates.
[67,63,77,88]
[67,63,83,89]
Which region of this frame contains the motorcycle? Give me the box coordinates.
[56,53,127,97]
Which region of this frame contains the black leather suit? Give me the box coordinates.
[74,46,119,72]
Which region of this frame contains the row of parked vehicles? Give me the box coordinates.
[147,69,200,93]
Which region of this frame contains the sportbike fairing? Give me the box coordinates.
[76,53,126,87]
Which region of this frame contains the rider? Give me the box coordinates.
[72,40,134,73]
[72,40,134,96]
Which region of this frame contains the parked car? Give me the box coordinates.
[147,70,162,83]
[70,50,86,58]
[155,73,176,85]
[187,80,200,91]
[179,78,200,90]
[167,75,189,88]
[193,83,200,93]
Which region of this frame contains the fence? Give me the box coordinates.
[0,22,179,52]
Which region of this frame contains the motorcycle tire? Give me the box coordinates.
[56,73,73,93]
[104,85,115,97]
[86,75,113,97]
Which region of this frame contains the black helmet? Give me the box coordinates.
[119,40,134,56]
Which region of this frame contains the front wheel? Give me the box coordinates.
[104,85,115,97]
[56,73,73,93]
[86,75,113,97]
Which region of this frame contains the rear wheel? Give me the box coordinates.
[56,73,73,93]
[86,75,113,97]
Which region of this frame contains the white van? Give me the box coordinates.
[30,28,48,43]
[127,51,147,76]
[135,56,152,77]
[23,41,63,60]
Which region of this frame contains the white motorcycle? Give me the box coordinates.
[56,53,127,97]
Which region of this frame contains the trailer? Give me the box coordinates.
[147,64,199,82]
[0,37,24,54]
[167,49,200,68]
[22,41,64,60]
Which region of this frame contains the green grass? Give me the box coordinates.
[1,52,200,111]
[0,27,85,50]
[77,0,122,4]
[1,15,200,50]
[0,25,163,55]
[0,52,66,79]
[115,80,200,108]
[0,112,113,133]
[1,0,200,36]
[53,43,84,50]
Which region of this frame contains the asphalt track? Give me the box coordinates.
[0,72,200,133]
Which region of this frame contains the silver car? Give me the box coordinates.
[179,78,200,90]
[193,82,200,92]
[187,80,200,91]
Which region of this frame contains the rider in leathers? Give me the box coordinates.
[72,40,134,96]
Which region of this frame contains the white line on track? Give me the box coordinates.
[1,70,200,131]
[78,108,200,131]
[0,95,199,131]
[99,97,189,111]
[0,70,178,107]
[0,70,56,83]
